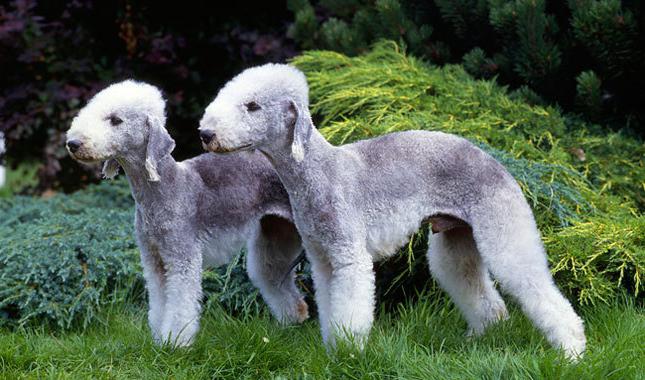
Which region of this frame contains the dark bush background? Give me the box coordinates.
[288,0,644,129]
[1,0,643,192]
[1,0,297,191]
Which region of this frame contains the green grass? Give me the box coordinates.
[1,295,642,379]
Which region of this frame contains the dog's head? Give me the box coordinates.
[199,63,313,162]
[66,80,174,181]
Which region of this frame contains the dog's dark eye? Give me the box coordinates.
[245,101,261,112]
[109,115,123,126]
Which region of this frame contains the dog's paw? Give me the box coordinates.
[295,299,310,323]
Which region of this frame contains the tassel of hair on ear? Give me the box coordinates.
[102,159,120,179]
[291,141,305,162]
[145,158,161,182]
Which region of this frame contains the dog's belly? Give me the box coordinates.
[365,207,428,261]
[201,227,250,268]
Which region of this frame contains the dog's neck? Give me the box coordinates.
[262,129,336,202]
[117,152,178,204]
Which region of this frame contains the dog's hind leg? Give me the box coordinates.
[247,215,309,324]
[427,226,508,336]
[471,196,586,359]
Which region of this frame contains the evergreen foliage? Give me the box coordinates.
[462,47,497,79]
[288,0,432,56]
[488,0,562,85]
[545,215,644,305]
[575,70,603,118]
[0,180,139,329]
[434,0,488,40]
[287,0,645,135]
[569,0,640,78]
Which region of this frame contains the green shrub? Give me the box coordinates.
[291,41,644,304]
[288,0,432,57]
[462,48,497,80]
[575,70,603,119]
[545,215,644,305]
[288,0,645,135]
[0,180,140,329]
[572,129,645,208]
[570,0,640,79]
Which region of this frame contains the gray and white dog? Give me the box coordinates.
[66,80,308,346]
[198,64,586,359]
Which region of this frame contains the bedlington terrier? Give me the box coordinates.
[66,80,308,346]
[198,64,587,359]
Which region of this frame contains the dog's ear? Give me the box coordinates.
[145,116,175,182]
[287,100,312,163]
[102,159,120,179]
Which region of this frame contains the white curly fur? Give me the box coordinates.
[67,80,308,347]
[199,64,586,360]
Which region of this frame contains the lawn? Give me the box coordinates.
[1,295,641,379]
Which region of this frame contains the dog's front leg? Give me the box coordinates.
[326,249,375,350]
[158,247,203,347]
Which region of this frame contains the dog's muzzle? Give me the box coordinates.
[66,139,82,154]
[199,130,215,145]
[65,139,101,162]
[200,130,252,153]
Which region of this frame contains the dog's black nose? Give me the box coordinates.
[67,140,82,153]
[200,130,215,145]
